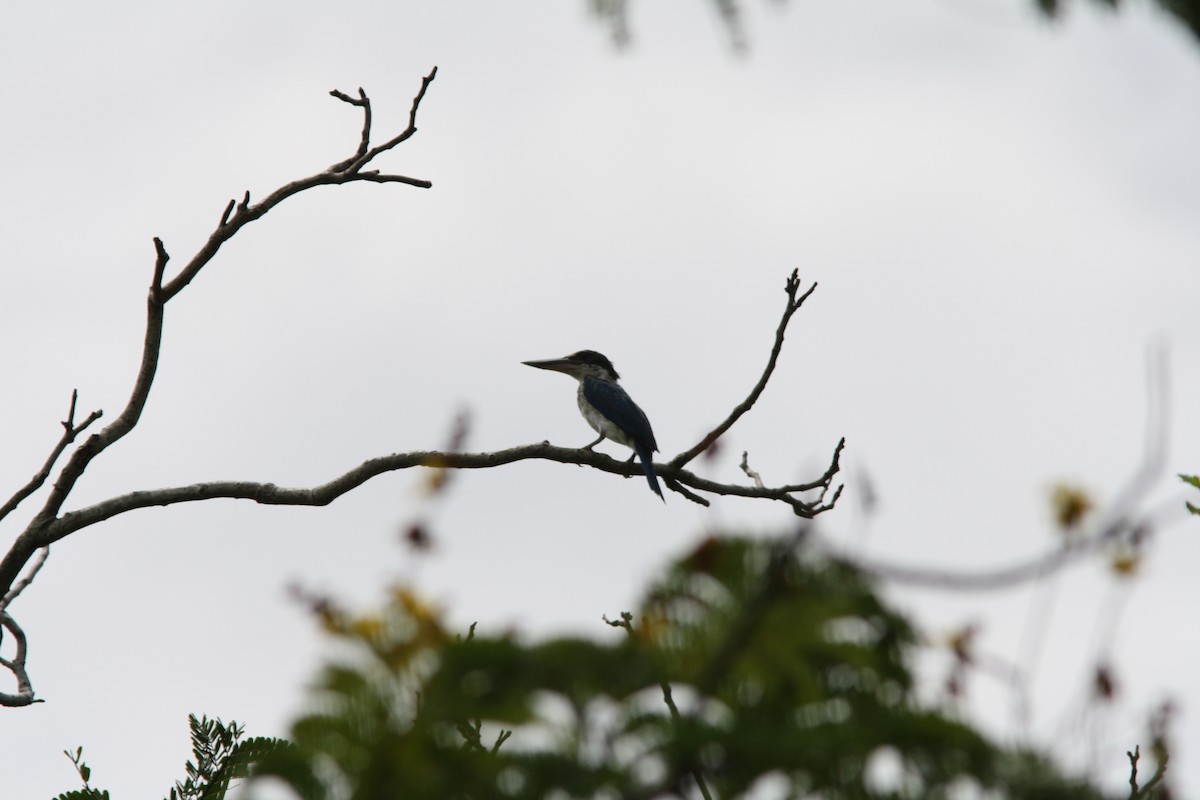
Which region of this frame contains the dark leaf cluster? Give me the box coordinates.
[591,0,1200,51]
[245,533,1111,799]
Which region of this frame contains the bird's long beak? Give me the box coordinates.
[522,357,577,374]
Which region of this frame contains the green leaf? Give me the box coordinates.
[1180,475,1200,515]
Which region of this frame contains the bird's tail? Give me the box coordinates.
[635,445,665,502]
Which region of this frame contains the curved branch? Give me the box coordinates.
[819,346,1172,592]
[817,507,1172,592]
[669,269,817,470]
[0,612,40,706]
[33,438,844,550]
[0,546,49,614]
[20,239,171,542]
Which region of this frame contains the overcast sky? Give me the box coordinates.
[3,1,1200,797]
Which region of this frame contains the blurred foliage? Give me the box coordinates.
[590,0,1200,50]
[1182,473,1200,515]
[49,532,1161,798]
[1049,483,1095,533]
[1038,0,1200,44]
[241,532,1115,799]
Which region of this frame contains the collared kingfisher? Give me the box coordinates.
[522,350,664,501]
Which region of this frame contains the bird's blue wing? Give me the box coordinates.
[583,377,664,501]
[582,377,658,453]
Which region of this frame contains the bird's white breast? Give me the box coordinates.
[576,382,634,448]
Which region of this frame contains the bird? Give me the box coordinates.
[522,350,664,501]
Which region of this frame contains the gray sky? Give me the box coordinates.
[3,0,1199,796]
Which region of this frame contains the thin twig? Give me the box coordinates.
[0,391,102,525]
[739,451,765,489]
[347,66,438,174]
[161,68,436,303]
[623,527,812,800]
[0,546,49,613]
[605,612,714,800]
[328,87,371,165]
[1128,745,1141,798]
[670,269,817,470]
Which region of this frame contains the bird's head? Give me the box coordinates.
[522,349,620,382]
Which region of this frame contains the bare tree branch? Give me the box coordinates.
[739,451,765,489]
[6,238,174,596]
[0,612,40,706]
[333,67,437,176]
[1127,741,1170,799]
[815,346,1172,592]
[0,71,440,637]
[0,547,48,615]
[328,87,372,167]
[162,67,437,302]
[22,436,839,554]
[666,446,843,515]
[0,391,102,526]
[669,269,818,470]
